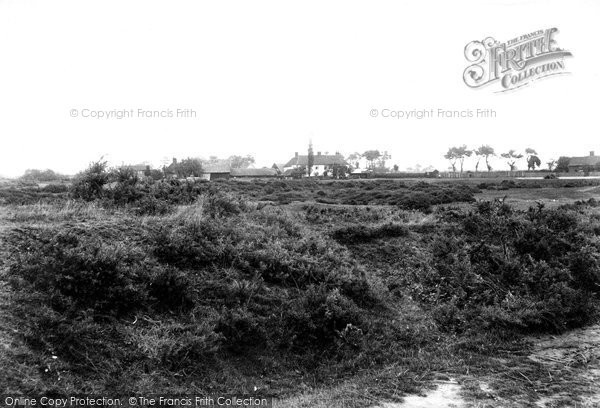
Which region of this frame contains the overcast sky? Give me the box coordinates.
[0,0,598,176]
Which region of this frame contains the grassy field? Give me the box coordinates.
[1,177,599,407]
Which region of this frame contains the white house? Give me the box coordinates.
[283,152,348,176]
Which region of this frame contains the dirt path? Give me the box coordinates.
[378,380,466,408]
[375,324,600,408]
[529,324,600,407]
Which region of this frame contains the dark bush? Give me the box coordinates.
[416,200,600,334]
[70,160,110,201]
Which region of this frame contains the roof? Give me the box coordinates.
[568,156,600,167]
[202,162,231,173]
[121,164,148,171]
[231,167,278,177]
[272,163,286,172]
[283,154,347,168]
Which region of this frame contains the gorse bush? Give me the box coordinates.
[416,200,600,333]
[70,160,110,201]
[6,191,388,384]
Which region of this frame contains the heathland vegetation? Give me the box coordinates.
[1,161,600,406]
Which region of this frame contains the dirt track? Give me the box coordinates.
[377,324,600,408]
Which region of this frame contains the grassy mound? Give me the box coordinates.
[6,192,417,394]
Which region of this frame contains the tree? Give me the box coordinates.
[377,151,392,171]
[392,164,399,172]
[228,155,255,169]
[347,152,362,169]
[307,141,314,176]
[546,158,557,171]
[331,163,349,179]
[444,148,458,173]
[525,148,541,170]
[445,145,472,174]
[21,169,64,182]
[501,150,524,171]
[172,158,203,178]
[290,165,306,179]
[475,145,495,171]
[555,156,570,173]
[363,150,381,171]
[527,155,542,170]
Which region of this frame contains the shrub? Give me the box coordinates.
[9,229,149,317]
[415,200,600,334]
[70,160,110,201]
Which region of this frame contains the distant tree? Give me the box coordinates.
[307,141,314,176]
[363,150,381,170]
[173,158,203,177]
[527,155,542,170]
[347,152,362,169]
[331,163,348,179]
[546,158,557,171]
[228,155,255,169]
[525,148,541,170]
[290,165,306,179]
[475,145,495,171]
[445,145,472,174]
[377,151,392,170]
[20,169,65,182]
[392,164,399,172]
[444,148,458,173]
[555,156,570,173]
[501,150,524,171]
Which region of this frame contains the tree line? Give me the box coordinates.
[444,145,571,173]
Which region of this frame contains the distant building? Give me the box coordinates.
[201,162,231,180]
[231,167,278,178]
[283,152,347,177]
[121,164,149,177]
[568,151,600,172]
[271,163,286,174]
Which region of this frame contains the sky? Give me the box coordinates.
[0,0,598,177]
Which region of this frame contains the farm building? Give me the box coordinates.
[200,162,231,181]
[231,167,278,178]
[568,151,600,172]
[283,152,347,177]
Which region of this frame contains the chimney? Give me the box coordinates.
[172,157,177,164]
[591,151,595,157]
[317,151,321,156]
[294,152,298,158]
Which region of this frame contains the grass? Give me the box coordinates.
[0,179,599,406]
